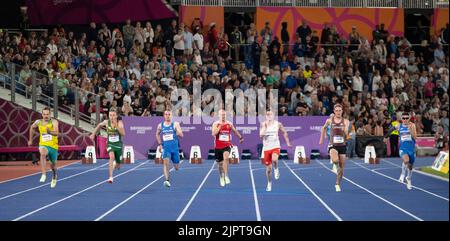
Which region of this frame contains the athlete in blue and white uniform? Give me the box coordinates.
[385,112,417,190]
[156,110,183,187]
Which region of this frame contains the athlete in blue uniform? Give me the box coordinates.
[156,110,183,187]
[385,112,417,190]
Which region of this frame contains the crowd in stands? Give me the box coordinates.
[0,18,448,152]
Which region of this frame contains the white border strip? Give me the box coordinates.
[12,161,149,221]
[0,163,109,201]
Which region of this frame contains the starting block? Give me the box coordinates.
[294,146,310,164]
[229,146,240,164]
[365,145,380,164]
[122,145,135,164]
[82,145,96,164]
[190,145,203,164]
[155,147,164,164]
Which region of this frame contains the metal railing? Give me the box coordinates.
[0,62,101,128]
[179,0,448,8]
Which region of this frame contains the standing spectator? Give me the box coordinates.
[143,21,154,44]
[134,21,145,48]
[434,44,445,68]
[372,25,381,44]
[230,26,243,61]
[165,19,178,53]
[349,26,360,52]
[173,28,185,60]
[193,26,204,53]
[321,22,331,44]
[281,22,290,55]
[183,25,194,58]
[389,116,400,157]
[123,19,135,52]
[296,20,311,44]
[379,23,389,43]
[87,22,97,43]
[260,21,273,45]
[122,100,133,116]
[208,22,219,50]
[155,91,166,116]
[217,29,229,59]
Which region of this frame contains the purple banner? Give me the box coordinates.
[123,116,328,160]
[26,0,177,25]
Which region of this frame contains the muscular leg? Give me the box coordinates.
[223,151,230,178]
[39,147,48,176]
[401,153,410,179]
[163,158,170,181]
[337,154,346,186]
[108,151,115,179]
[266,164,272,183]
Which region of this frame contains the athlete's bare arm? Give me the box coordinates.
[259,121,267,138]
[175,122,183,138]
[343,119,350,138]
[28,120,39,146]
[410,123,417,140]
[155,123,162,145]
[211,121,221,136]
[50,119,59,136]
[279,122,292,147]
[231,123,244,143]
[319,119,331,145]
[90,120,108,140]
[117,120,125,136]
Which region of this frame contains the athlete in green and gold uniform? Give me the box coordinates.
[90,108,125,183]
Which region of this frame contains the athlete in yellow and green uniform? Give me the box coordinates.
[28,107,59,188]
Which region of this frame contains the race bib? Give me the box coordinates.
[219,134,230,142]
[163,133,174,141]
[333,136,344,144]
[401,134,412,142]
[109,135,119,142]
[42,134,52,142]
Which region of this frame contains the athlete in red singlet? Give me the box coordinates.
[211,109,243,187]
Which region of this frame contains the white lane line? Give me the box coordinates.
[315,160,423,221]
[384,159,449,182]
[283,161,343,221]
[176,161,215,221]
[95,160,185,221]
[249,160,261,221]
[351,161,448,202]
[0,161,80,184]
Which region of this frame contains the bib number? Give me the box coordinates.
[163,133,174,141]
[109,135,119,143]
[333,136,344,144]
[42,134,52,142]
[219,134,229,142]
[401,134,412,142]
